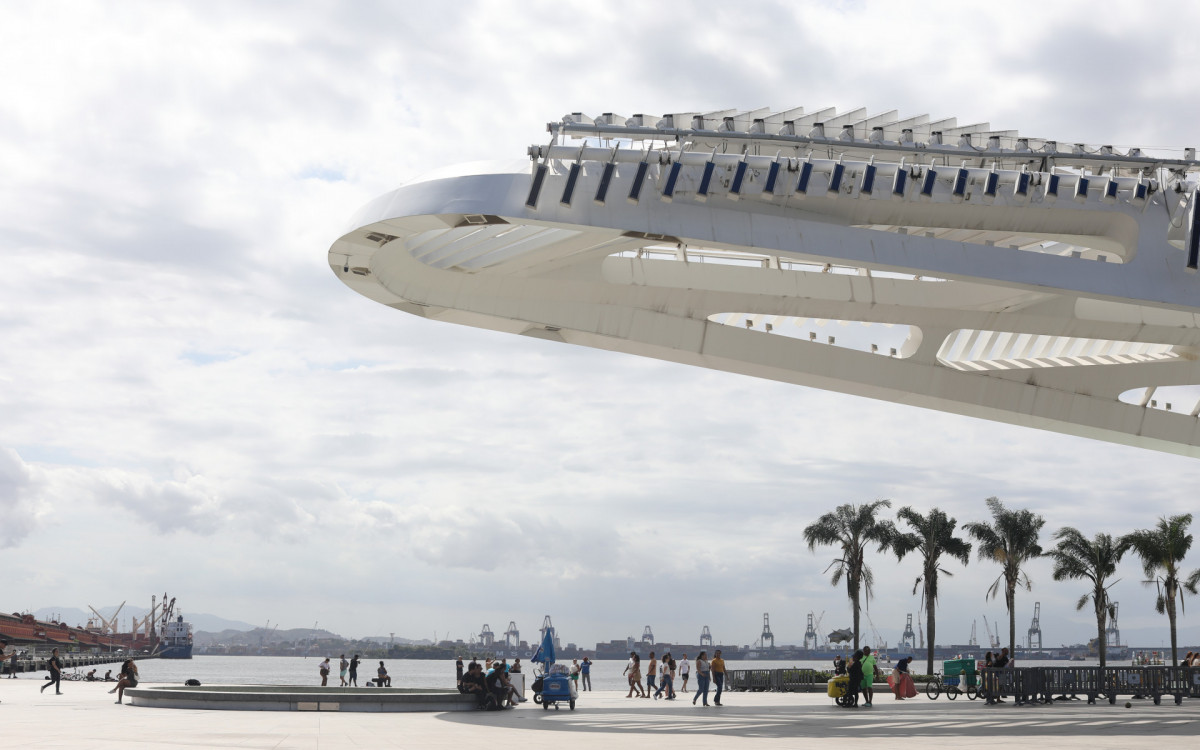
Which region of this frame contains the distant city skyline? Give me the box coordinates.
[1,0,1199,655]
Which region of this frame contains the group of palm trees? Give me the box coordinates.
[802,498,1200,676]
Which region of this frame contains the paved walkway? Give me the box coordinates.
[1,680,1195,748]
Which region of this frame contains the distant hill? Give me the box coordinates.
[32,605,255,633]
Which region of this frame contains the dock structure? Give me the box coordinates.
[4,652,155,677]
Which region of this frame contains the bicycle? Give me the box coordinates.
[924,672,978,700]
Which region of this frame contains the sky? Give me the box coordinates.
[3,0,1200,654]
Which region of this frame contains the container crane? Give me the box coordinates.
[760,613,775,650]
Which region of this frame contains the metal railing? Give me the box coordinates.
[726,668,822,692]
[726,666,1199,705]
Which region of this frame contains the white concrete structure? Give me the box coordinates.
[328,107,1200,457]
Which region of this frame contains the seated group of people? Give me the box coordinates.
[458,661,521,708]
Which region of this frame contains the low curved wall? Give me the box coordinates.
[127,684,477,712]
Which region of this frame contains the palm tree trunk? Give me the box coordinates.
[925,583,936,676]
[851,575,861,651]
[1095,603,1107,671]
[1167,589,1179,665]
[1006,580,1017,659]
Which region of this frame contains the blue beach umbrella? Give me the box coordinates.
[531,627,556,665]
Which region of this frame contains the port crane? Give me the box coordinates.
[803,612,822,651]
[983,616,1000,649]
[699,625,713,647]
[899,614,916,651]
[479,624,495,647]
[87,601,126,634]
[504,621,520,648]
[1105,603,1121,648]
[1027,602,1043,651]
[969,620,979,647]
[760,613,775,650]
[642,625,655,645]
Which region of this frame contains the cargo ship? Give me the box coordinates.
[158,614,193,659]
[153,594,193,659]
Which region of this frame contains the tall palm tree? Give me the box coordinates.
[803,500,893,651]
[890,506,972,676]
[964,497,1045,659]
[1047,528,1126,670]
[1121,514,1200,665]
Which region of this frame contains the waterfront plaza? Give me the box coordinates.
[1,679,1194,748]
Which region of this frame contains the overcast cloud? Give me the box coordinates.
[2,0,1200,652]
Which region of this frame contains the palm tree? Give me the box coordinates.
[964,497,1045,659]
[803,500,893,650]
[890,507,972,676]
[1121,514,1200,665]
[1047,528,1127,670]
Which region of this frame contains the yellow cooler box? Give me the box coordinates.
[827,674,849,698]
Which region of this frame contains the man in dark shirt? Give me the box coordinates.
[459,664,483,702]
[993,648,1010,668]
[845,650,863,707]
[485,666,510,706]
[986,648,1010,703]
[40,648,63,695]
[349,655,359,686]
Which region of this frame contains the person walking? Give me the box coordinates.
[679,653,691,692]
[339,655,349,686]
[40,648,63,695]
[349,654,359,686]
[692,651,711,706]
[860,646,876,707]
[319,657,331,686]
[624,652,644,697]
[645,651,657,699]
[654,653,675,699]
[580,657,591,691]
[711,649,726,706]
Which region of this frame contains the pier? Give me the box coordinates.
[3,652,155,677]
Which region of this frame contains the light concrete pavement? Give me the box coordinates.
[0,679,1194,749]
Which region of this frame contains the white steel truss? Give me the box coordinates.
[328,107,1200,458]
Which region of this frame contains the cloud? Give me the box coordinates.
[0,448,45,547]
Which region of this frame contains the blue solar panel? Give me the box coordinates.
[697,160,716,200]
[560,162,581,207]
[661,162,682,202]
[1074,176,1090,203]
[920,168,937,198]
[594,162,615,205]
[1014,172,1031,198]
[827,163,844,194]
[525,163,548,208]
[860,164,877,196]
[763,161,781,195]
[796,161,813,194]
[730,161,749,196]
[952,168,968,200]
[627,161,649,204]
